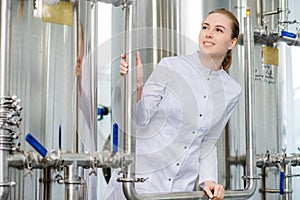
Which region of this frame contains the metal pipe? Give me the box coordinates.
[91,0,98,153]
[223,9,257,199]
[123,188,208,200]
[41,168,52,200]
[65,0,82,199]
[121,4,258,200]
[261,167,266,200]
[0,0,11,96]
[0,1,13,199]
[7,150,126,170]
[64,164,81,200]
[279,0,289,31]
[253,27,300,46]
[283,163,292,200]
[121,0,137,198]
[257,0,263,26]
[256,153,300,168]
[73,0,80,156]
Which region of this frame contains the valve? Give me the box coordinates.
[112,123,118,153]
[279,170,284,195]
[25,133,48,157]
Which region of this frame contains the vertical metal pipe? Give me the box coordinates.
[65,1,81,199]
[244,10,256,190]
[278,0,289,156]
[224,9,257,199]
[261,167,266,200]
[283,163,292,200]
[41,168,52,200]
[73,0,79,154]
[91,0,98,152]
[65,165,80,200]
[0,150,10,200]
[0,0,11,95]
[0,1,12,200]
[257,0,263,26]
[157,0,163,60]
[224,126,231,189]
[122,0,137,198]
[279,0,289,31]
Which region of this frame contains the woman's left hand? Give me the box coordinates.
[202,180,224,200]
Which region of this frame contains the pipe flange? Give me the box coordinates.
[63,177,84,185]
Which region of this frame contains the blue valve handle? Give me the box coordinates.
[279,170,284,195]
[112,123,118,153]
[281,30,297,39]
[25,133,48,157]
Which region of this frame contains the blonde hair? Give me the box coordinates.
[208,8,239,70]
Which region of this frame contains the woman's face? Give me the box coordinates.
[198,13,237,59]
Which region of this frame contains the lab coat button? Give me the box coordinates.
[203,95,207,99]
[168,178,172,181]
[199,114,203,117]
[176,163,180,166]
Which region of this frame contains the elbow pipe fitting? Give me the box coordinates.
[123,182,208,200]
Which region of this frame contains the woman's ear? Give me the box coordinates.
[228,37,238,50]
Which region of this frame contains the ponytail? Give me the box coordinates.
[222,50,232,71]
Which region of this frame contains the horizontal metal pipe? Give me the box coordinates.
[254,27,300,46]
[227,155,246,165]
[7,150,126,170]
[256,153,300,168]
[279,36,300,46]
[123,182,208,200]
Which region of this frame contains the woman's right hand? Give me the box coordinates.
[119,51,144,88]
[119,53,129,76]
[120,51,144,101]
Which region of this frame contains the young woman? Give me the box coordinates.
[104,8,240,200]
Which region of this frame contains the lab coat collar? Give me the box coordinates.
[180,51,225,77]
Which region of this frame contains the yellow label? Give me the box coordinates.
[42,2,73,26]
[262,46,279,66]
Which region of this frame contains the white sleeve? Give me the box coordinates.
[199,145,218,184]
[136,59,172,126]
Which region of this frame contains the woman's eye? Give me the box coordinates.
[216,28,223,33]
[202,26,208,30]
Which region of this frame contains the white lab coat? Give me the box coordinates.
[103,51,241,199]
